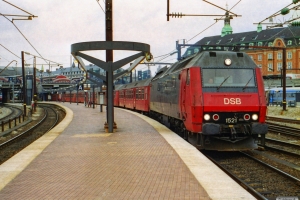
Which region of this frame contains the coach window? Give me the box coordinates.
[141,89,144,99]
[135,89,139,99]
[186,70,190,85]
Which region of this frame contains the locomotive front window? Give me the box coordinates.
[202,68,256,88]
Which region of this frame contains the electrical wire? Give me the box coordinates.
[0,44,21,59]
[156,0,242,62]
[0,13,49,65]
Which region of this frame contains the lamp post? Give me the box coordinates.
[33,56,37,112]
[21,51,26,116]
[23,52,62,103]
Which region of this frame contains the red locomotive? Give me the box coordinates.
[114,50,268,151]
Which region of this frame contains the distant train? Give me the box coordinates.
[113,50,268,151]
[263,73,300,80]
[266,87,300,107]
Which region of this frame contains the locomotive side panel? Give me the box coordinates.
[150,73,180,119]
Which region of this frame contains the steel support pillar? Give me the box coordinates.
[71,41,150,133]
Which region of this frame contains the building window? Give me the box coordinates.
[267,63,273,71]
[250,56,253,60]
[257,64,262,68]
[249,43,254,49]
[268,42,273,47]
[268,53,273,60]
[216,40,221,44]
[227,38,233,43]
[287,40,292,45]
[240,37,245,41]
[277,52,282,60]
[287,62,292,69]
[258,42,263,46]
[240,44,245,50]
[258,54,262,61]
[287,51,292,59]
[205,41,210,45]
[277,62,282,71]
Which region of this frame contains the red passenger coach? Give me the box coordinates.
[114,79,151,112]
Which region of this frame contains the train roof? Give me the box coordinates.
[154,50,257,80]
[187,51,257,69]
[115,78,152,90]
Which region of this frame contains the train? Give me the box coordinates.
[113,50,268,151]
[266,87,300,107]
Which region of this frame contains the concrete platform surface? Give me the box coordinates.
[0,102,255,200]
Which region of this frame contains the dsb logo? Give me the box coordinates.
[224,98,241,105]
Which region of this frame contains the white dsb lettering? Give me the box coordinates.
[224,98,241,105]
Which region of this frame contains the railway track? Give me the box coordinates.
[267,122,300,138]
[0,105,23,122]
[203,150,300,199]
[0,105,28,134]
[0,104,65,165]
[267,116,300,124]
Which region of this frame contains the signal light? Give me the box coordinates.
[244,114,250,121]
[212,114,219,121]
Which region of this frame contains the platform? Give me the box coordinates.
[0,102,255,199]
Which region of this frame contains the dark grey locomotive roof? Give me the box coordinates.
[186,51,257,69]
[159,50,257,78]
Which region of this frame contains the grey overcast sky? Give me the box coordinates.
[0,0,298,73]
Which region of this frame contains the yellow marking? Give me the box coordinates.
[73,133,112,138]
[107,142,117,145]
[229,125,233,127]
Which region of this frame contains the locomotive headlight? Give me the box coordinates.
[252,114,258,121]
[224,58,232,66]
[204,114,210,121]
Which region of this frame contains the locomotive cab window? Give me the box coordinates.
[202,68,256,89]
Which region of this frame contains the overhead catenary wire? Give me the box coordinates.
[0,13,49,65]
[156,0,242,62]
[0,44,21,59]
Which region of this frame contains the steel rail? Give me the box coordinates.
[241,151,300,182]
[204,153,267,200]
